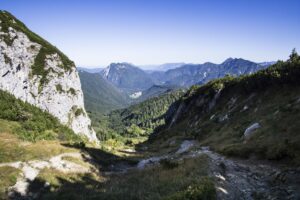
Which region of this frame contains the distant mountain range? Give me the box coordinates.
[160,58,273,87]
[78,58,275,115]
[98,58,275,92]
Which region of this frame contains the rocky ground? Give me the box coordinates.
[136,140,300,200]
[202,147,300,200]
[2,140,300,200]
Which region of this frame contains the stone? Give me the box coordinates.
[244,123,260,140]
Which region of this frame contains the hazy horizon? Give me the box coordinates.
[2,0,300,67]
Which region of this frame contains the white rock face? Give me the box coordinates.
[0,27,98,142]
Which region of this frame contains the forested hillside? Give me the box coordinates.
[95,89,185,142]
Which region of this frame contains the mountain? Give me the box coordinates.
[146,71,166,85]
[78,71,129,115]
[149,52,300,164]
[162,58,270,87]
[77,67,103,73]
[135,84,180,102]
[164,62,218,86]
[101,63,154,94]
[0,11,97,141]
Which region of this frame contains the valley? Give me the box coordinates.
[0,7,300,200]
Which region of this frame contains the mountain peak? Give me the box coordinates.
[221,57,255,66]
[101,63,153,92]
[223,57,234,63]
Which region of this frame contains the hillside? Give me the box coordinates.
[149,51,300,165]
[96,89,185,142]
[79,71,129,115]
[0,11,96,141]
[0,89,80,143]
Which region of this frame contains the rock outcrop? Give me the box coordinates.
[0,11,97,141]
[244,122,260,140]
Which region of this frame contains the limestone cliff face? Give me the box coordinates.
[0,11,97,142]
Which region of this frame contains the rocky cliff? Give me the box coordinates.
[0,11,97,141]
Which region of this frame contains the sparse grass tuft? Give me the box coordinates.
[0,166,21,199]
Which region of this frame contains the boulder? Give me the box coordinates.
[244,123,260,140]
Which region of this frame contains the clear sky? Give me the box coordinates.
[1,0,300,68]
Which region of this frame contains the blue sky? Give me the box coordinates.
[1,0,300,67]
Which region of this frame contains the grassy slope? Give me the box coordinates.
[150,51,300,165]
[0,89,84,163]
[32,155,214,200]
[0,90,81,142]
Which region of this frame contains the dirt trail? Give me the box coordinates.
[137,140,300,200]
[201,148,300,200]
[0,152,91,198]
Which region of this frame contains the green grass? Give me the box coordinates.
[0,166,21,199]
[33,155,214,200]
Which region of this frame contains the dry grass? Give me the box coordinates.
[0,121,79,163]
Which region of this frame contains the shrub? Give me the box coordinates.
[74,108,84,117]
[55,84,64,93]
